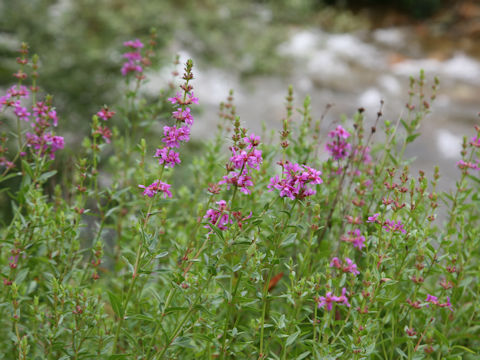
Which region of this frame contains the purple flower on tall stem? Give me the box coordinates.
[268,161,322,200]
[138,180,172,198]
[325,125,352,160]
[367,213,380,223]
[123,39,144,49]
[14,105,31,122]
[317,288,350,311]
[341,229,366,250]
[204,200,232,231]
[154,148,181,168]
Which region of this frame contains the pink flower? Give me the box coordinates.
[383,219,406,234]
[154,147,181,168]
[7,85,29,98]
[330,257,360,275]
[121,61,143,76]
[268,161,322,200]
[341,229,366,250]
[367,213,380,223]
[326,125,352,160]
[470,136,480,148]
[167,92,182,105]
[204,200,232,231]
[229,148,263,171]
[14,105,31,122]
[187,92,199,105]
[329,125,350,139]
[317,291,337,311]
[162,126,190,148]
[97,107,115,121]
[457,160,479,170]
[318,288,350,311]
[93,125,112,143]
[343,258,360,275]
[330,257,342,269]
[335,287,351,307]
[138,180,172,198]
[172,107,194,125]
[438,296,453,312]
[33,102,49,117]
[219,171,254,195]
[123,39,144,49]
[244,133,260,149]
[48,110,59,127]
[425,294,438,306]
[123,52,142,61]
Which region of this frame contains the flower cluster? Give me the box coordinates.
[456,160,479,171]
[121,39,144,76]
[383,219,407,234]
[139,59,197,199]
[218,133,263,195]
[0,83,65,160]
[330,257,360,275]
[138,180,172,198]
[425,294,453,312]
[203,200,232,230]
[325,125,351,160]
[317,288,350,311]
[268,161,322,200]
[93,106,115,143]
[340,229,366,250]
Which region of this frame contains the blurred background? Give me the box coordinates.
[1,0,479,190]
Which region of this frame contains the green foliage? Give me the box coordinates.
[0,39,479,360]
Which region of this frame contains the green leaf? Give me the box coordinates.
[406,133,420,144]
[281,233,297,247]
[38,170,57,183]
[0,172,21,184]
[127,314,155,322]
[286,329,301,347]
[155,251,169,259]
[107,290,122,317]
[395,348,408,358]
[296,351,311,360]
[452,345,476,354]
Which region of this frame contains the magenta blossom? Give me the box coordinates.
[204,200,232,231]
[268,161,322,200]
[172,107,194,126]
[470,136,480,148]
[123,52,142,61]
[162,126,190,148]
[14,105,31,122]
[457,160,479,170]
[154,147,181,168]
[229,148,263,171]
[123,39,144,49]
[219,171,254,195]
[218,133,262,195]
[325,125,352,160]
[383,219,406,234]
[425,294,453,312]
[367,213,380,223]
[7,85,29,98]
[318,287,350,311]
[138,180,172,198]
[341,229,366,250]
[121,61,143,76]
[97,107,115,121]
[330,257,360,275]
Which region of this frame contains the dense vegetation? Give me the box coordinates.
[0,35,479,359]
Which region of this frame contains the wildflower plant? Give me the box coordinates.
[0,38,479,360]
